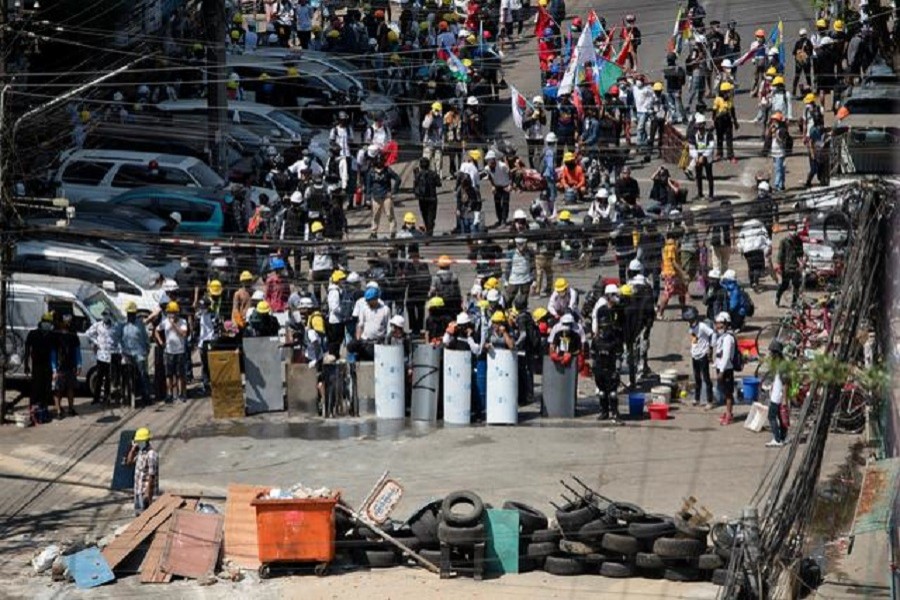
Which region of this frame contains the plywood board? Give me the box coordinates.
[243,337,285,414]
[140,499,197,583]
[224,484,269,569]
[110,430,137,490]
[102,493,183,570]
[286,363,319,416]
[209,350,244,419]
[160,510,224,579]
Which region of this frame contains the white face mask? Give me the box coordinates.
[292,310,302,322]
[180,261,189,269]
[635,80,644,89]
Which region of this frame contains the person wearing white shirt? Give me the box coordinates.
[684,306,714,407]
[712,311,736,425]
[632,77,655,148]
[766,340,788,446]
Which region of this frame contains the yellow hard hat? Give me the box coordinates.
[226,80,239,90]
[208,279,223,296]
[287,66,299,77]
[466,34,477,44]
[462,58,473,68]
[772,76,785,86]
[403,212,416,224]
[477,299,490,310]
[539,0,548,6]
[816,18,827,29]
[803,93,817,104]
[719,81,734,92]
[766,66,778,76]
[256,301,271,314]
[232,13,244,24]
[554,278,568,292]
[483,277,499,290]
[652,81,664,92]
[619,284,634,297]
[124,301,138,314]
[390,53,401,64]
[491,310,506,324]
[563,151,576,162]
[259,72,270,81]
[833,19,844,31]
[532,307,549,321]
[310,220,325,234]
[437,255,453,268]
[327,29,340,38]
[166,301,180,314]
[431,101,443,111]
[387,30,399,42]
[230,30,242,41]
[468,149,482,161]
[79,110,91,123]
[420,21,430,31]
[240,270,254,282]
[41,311,54,323]
[309,313,326,334]
[331,269,347,283]
[558,210,572,221]
[134,427,151,442]
[427,296,445,309]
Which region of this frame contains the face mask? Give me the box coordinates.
[635,81,644,88]
[292,311,302,322]
[180,261,189,269]
[39,321,52,331]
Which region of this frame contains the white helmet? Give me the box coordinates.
[799,28,808,36]
[514,237,527,245]
[484,150,497,160]
[545,132,557,144]
[513,209,528,220]
[456,312,471,325]
[251,290,265,301]
[389,315,406,328]
[720,58,733,69]
[715,311,731,323]
[560,313,576,325]
[366,281,380,290]
[604,284,620,295]
[532,96,544,105]
[211,257,229,268]
[628,259,643,273]
[486,289,501,303]
[367,144,380,158]
[346,272,361,284]
[722,269,736,281]
[467,96,479,106]
[708,268,721,279]
[757,181,771,192]
[298,297,315,309]
[694,113,707,124]
[470,283,483,296]
[631,274,647,286]
[595,188,609,199]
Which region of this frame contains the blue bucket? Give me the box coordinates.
[742,377,760,403]
[628,393,646,418]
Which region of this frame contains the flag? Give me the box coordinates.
[558,26,597,96]
[671,5,692,54]
[600,25,617,60]
[597,57,624,95]
[510,85,528,130]
[571,85,584,119]
[444,45,469,82]
[734,42,759,67]
[768,19,784,71]
[614,33,632,67]
[534,6,553,38]
[587,10,604,41]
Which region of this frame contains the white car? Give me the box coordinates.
[54,148,272,206]
[12,240,175,314]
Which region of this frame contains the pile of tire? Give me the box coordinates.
[336,505,429,569]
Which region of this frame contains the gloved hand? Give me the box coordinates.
[550,351,562,364]
[562,352,572,367]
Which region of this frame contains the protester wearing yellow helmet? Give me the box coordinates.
[486,311,515,351]
[713,79,739,163]
[548,277,577,320]
[125,427,159,515]
[155,299,189,403]
[246,297,280,338]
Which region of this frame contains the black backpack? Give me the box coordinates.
[518,313,543,354]
[728,333,744,371]
[739,289,756,317]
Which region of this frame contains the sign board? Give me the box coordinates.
[363,478,404,524]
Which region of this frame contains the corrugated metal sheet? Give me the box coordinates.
[851,457,900,536]
[160,510,224,579]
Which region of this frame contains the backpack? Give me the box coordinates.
[414,168,439,200]
[739,288,755,317]
[808,104,824,129]
[433,271,461,308]
[518,313,543,354]
[728,333,744,371]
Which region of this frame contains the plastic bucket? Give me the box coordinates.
[650,385,672,406]
[648,404,669,420]
[628,393,646,418]
[742,377,761,403]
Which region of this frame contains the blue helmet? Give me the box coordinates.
[364,288,379,301]
[270,257,286,270]
[543,27,554,38]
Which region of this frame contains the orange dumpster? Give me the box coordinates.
[251,493,340,577]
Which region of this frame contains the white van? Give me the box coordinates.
[54,149,227,204]
[12,240,175,315]
[4,276,124,395]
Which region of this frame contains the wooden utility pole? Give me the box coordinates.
[203,0,228,176]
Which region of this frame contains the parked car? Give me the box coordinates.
[12,240,174,314]
[107,186,251,236]
[5,275,124,395]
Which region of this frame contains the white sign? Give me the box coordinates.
[364,479,404,524]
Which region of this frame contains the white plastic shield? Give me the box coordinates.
[374,344,405,419]
[486,349,518,425]
[442,349,472,425]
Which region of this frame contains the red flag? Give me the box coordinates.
[614,34,632,68]
[534,7,552,37]
[571,85,584,120]
[600,26,617,60]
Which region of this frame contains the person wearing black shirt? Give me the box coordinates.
[662,53,687,124]
[614,167,640,203]
[24,313,56,411]
[792,29,814,96]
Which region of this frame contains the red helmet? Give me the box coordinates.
[608,85,619,96]
[482,30,492,40]
[572,17,583,28]
[374,9,385,18]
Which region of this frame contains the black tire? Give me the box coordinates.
[391,534,422,553]
[544,553,585,576]
[600,561,635,578]
[710,522,736,550]
[555,506,596,533]
[361,549,398,568]
[357,520,396,541]
[419,548,443,566]
[673,514,710,541]
[711,567,729,586]
[407,500,442,548]
[664,565,703,582]
[698,553,724,570]
[601,532,640,555]
[526,541,558,559]
[519,555,541,573]
[502,501,548,533]
[607,501,646,524]
[579,553,607,568]
[628,518,677,541]
[559,539,595,555]
[577,519,621,545]
[653,536,706,559]
[715,545,733,561]
[442,491,484,527]
[437,521,486,545]
[635,552,666,570]
[529,528,563,545]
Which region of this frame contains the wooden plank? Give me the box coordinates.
[209,350,244,419]
[102,494,183,570]
[160,510,224,579]
[223,484,268,569]
[139,499,197,584]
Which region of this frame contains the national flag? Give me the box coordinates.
[443,45,469,82]
[597,57,624,95]
[587,10,604,41]
[600,26,617,60]
[768,19,784,71]
[509,85,528,130]
[614,33,632,68]
[534,6,553,38]
[671,5,692,54]
[558,26,597,96]
[734,42,759,67]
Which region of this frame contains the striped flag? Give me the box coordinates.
[509,85,528,130]
[558,26,597,96]
[671,5,691,54]
[769,19,784,71]
[442,42,469,82]
[587,10,604,41]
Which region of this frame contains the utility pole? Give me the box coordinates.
[203,0,228,176]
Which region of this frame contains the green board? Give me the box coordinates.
[485,508,520,575]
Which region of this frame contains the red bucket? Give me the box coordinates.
[648,404,669,421]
